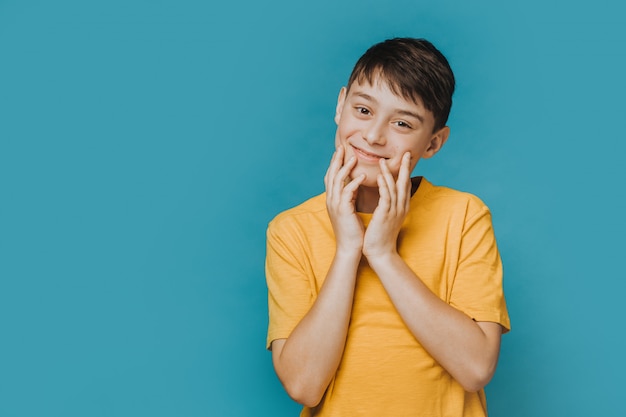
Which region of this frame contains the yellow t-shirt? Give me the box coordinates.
[266,178,510,417]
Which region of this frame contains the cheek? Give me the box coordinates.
[387,147,403,173]
[334,130,342,149]
[333,129,353,165]
[387,163,402,178]
[335,119,358,143]
[387,152,418,177]
[334,127,355,156]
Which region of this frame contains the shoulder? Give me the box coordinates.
[412,178,493,233]
[417,178,491,217]
[267,192,328,236]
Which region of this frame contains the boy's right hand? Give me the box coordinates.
[324,146,366,255]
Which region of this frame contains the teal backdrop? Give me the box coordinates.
[1,1,625,416]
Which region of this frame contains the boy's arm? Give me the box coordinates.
[271,147,365,407]
[366,254,503,392]
[363,156,503,392]
[271,249,360,407]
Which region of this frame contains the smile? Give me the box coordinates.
[352,146,388,162]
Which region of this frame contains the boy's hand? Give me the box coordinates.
[363,152,412,259]
[324,146,366,255]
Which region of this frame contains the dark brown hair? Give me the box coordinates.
[347,38,455,132]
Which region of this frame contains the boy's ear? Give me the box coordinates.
[423,126,450,159]
[334,87,347,125]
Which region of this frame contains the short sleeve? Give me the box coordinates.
[265,217,315,349]
[449,206,510,332]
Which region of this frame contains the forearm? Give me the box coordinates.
[367,252,502,392]
[272,249,360,406]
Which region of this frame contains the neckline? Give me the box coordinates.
[356,176,428,217]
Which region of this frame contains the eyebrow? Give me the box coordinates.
[353,92,424,123]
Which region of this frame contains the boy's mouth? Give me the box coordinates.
[352,146,388,162]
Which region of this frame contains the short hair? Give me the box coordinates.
[347,38,455,132]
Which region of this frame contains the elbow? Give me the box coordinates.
[459,377,490,393]
[457,361,498,393]
[282,379,325,408]
[272,343,327,407]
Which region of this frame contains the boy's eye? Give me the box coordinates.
[356,107,370,115]
[395,120,412,129]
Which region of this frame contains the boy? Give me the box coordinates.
[266,38,510,416]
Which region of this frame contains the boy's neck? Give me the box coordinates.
[355,185,381,214]
[354,177,421,213]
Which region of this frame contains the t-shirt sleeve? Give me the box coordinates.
[265,216,315,349]
[449,204,511,332]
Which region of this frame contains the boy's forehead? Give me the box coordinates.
[347,76,427,110]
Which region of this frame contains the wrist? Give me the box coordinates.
[335,245,363,261]
[364,250,401,268]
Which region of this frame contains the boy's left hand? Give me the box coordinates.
[363,152,412,259]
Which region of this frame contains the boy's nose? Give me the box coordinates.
[362,121,386,145]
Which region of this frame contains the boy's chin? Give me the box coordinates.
[350,167,400,188]
[350,173,379,188]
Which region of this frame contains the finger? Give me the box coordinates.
[379,159,396,209]
[324,146,344,189]
[328,155,356,210]
[341,173,365,204]
[324,150,336,189]
[396,152,412,209]
[334,155,357,193]
[376,173,391,213]
[326,148,348,207]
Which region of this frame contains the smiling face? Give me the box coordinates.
[334,76,450,188]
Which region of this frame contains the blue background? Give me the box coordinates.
[1,1,625,416]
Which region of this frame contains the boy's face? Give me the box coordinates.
[334,77,449,188]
